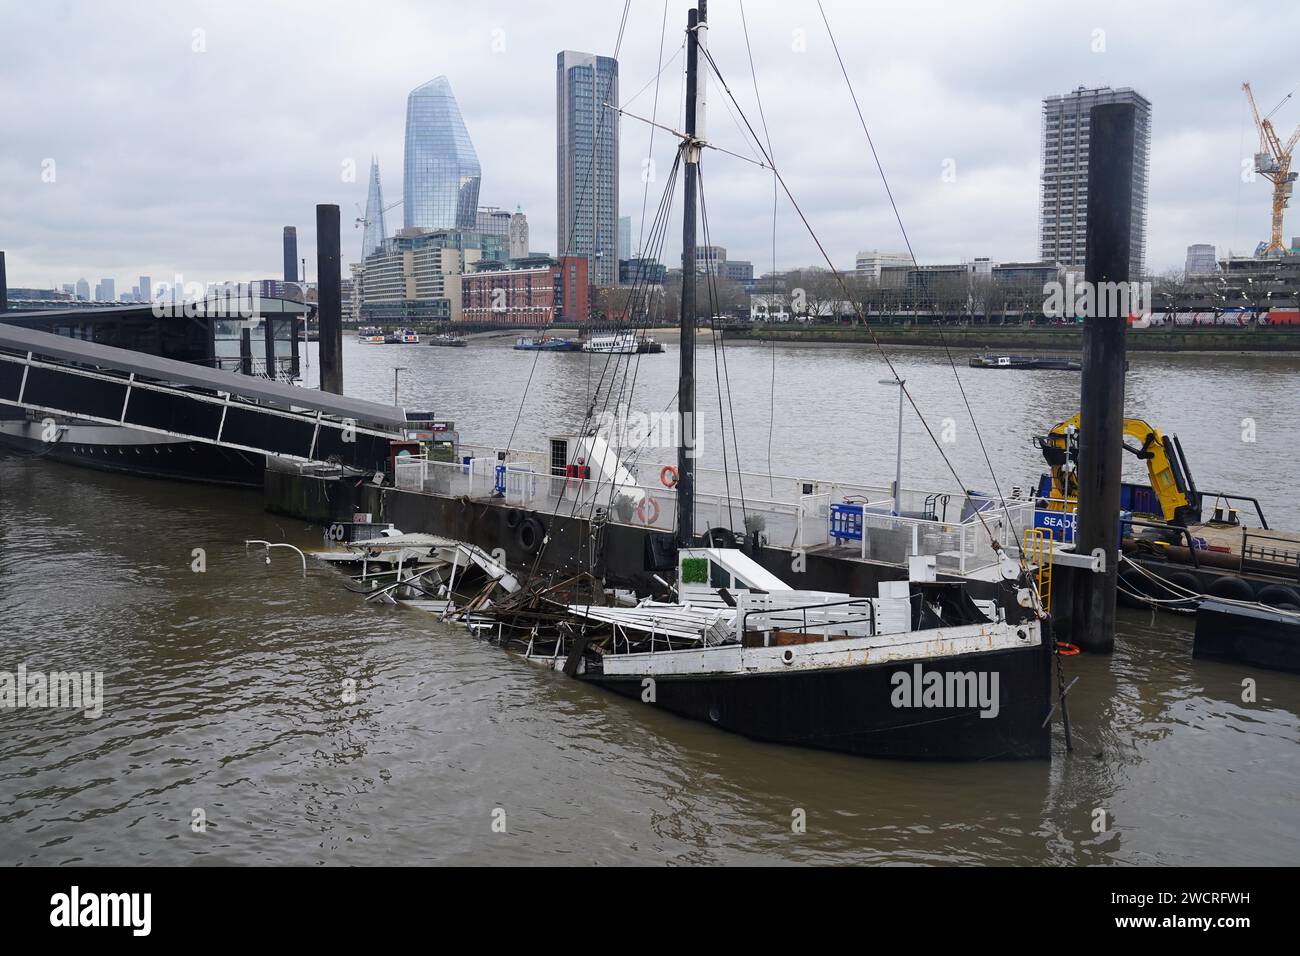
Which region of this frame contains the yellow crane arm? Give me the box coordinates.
[1038,414,1197,524]
[1244,82,1270,155]
[1286,124,1300,157]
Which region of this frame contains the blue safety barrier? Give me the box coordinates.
[829,503,864,542]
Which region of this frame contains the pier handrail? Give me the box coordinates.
[453,439,1028,511]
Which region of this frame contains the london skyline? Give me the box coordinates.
[1,0,1294,289]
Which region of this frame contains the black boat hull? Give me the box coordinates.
[581,640,1053,760]
[0,417,265,488]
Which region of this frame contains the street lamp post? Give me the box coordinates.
[879,377,905,516]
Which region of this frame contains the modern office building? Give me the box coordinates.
[362,159,388,260]
[509,208,529,260]
[855,251,913,282]
[619,257,667,286]
[721,260,754,284]
[139,275,151,303]
[1185,243,1217,277]
[1039,86,1151,278]
[75,278,89,301]
[695,245,726,275]
[347,262,365,324]
[476,206,511,239]
[359,228,483,323]
[1209,254,1300,299]
[403,76,481,232]
[462,256,589,326]
[991,261,1064,308]
[94,278,115,302]
[557,50,619,287]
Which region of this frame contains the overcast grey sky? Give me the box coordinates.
[0,0,1293,290]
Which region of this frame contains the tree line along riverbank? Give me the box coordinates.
[720,323,1300,352]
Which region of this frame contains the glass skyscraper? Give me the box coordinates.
[557,51,619,287]
[403,76,481,232]
[362,157,387,259]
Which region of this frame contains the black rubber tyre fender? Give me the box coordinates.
[703,527,737,549]
[1206,575,1255,602]
[1162,571,1201,602]
[1255,585,1300,609]
[505,508,524,530]
[517,516,545,555]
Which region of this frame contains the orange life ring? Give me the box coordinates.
[660,465,678,488]
[1056,642,1081,656]
[638,496,661,525]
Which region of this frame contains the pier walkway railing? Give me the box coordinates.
[393,454,1033,576]
[0,322,403,470]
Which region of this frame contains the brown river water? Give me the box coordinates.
[1,337,1297,865]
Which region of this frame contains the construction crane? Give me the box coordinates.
[1243,82,1300,256]
[354,198,401,232]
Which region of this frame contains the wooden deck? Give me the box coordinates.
[1188,521,1300,556]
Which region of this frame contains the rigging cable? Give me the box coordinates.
[515,150,683,591]
[739,0,780,499]
[814,0,1024,571]
[634,0,673,260]
[698,163,748,528]
[505,0,633,455]
[695,42,1004,550]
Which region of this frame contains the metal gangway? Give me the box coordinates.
[0,322,403,469]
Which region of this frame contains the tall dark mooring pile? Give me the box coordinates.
[1072,103,1136,654]
[316,204,344,396]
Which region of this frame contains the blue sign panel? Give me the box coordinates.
[1034,509,1077,542]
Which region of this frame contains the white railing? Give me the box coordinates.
[797,493,832,550]
[841,498,1034,574]
[457,442,549,470]
[736,590,876,641]
[392,454,1034,575]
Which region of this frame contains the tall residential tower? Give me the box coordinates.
[556,51,619,287]
[1039,86,1151,278]
[283,227,298,282]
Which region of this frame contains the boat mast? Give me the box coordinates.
[678,1,706,548]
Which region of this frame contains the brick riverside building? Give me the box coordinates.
[461,256,588,325]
